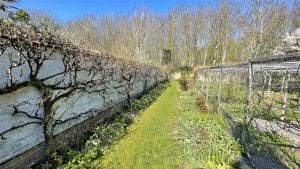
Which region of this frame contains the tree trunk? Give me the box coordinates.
[42,87,56,154]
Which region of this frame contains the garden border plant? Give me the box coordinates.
[176,88,241,169]
[33,82,169,169]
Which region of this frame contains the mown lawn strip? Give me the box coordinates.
[96,81,184,169]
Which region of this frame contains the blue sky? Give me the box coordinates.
[15,0,211,21]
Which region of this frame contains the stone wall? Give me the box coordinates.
[0,22,166,168]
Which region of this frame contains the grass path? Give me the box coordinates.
[96,81,184,169]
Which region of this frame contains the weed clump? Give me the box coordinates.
[177,90,241,168]
[196,95,209,113]
[178,77,188,90]
[178,113,241,168]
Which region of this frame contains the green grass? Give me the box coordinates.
[95,81,184,169]
[198,81,300,168]
[51,80,242,169]
[38,83,168,169]
[93,80,242,169]
[38,79,297,168]
[199,80,300,122]
[176,90,241,168]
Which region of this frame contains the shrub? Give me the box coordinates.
[178,76,189,91]
[196,95,209,113]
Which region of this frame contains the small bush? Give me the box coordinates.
[178,65,192,72]
[177,113,241,168]
[129,82,168,114]
[196,95,209,113]
[178,76,189,91]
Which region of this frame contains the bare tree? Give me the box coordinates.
[48,1,291,67]
[239,0,288,58]
[28,10,62,31]
[290,0,300,30]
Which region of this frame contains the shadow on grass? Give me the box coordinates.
[223,111,291,169]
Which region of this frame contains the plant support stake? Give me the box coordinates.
[281,69,290,120]
[242,59,252,147]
